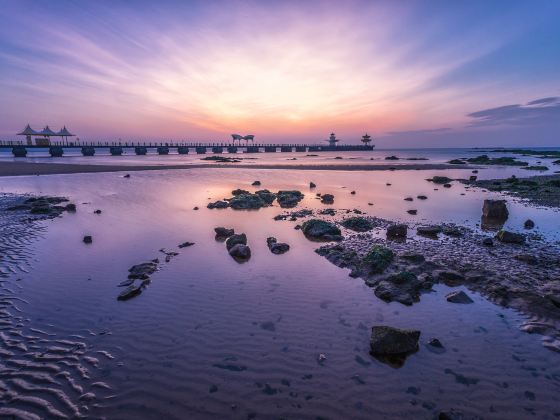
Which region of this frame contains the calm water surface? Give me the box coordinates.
[1,167,559,419]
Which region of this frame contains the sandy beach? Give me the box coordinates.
[0,160,470,177]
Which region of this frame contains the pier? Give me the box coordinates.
[1,141,374,157]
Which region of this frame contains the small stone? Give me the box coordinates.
[496,230,525,244]
[482,238,493,246]
[320,194,334,204]
[417,195,427,200]
[524,219,535,229]
[123,174,130,178]
[193,206,199,210]
[428,338,444,348]
[387,224,407,239]
[83,235,92,244]
[178,241,195,248]
[309,182,316,188]
[252,180,261,186]
[446,290,473,304]
[65,203,77,211]
[407,209,417,215]
[404,197,413,201]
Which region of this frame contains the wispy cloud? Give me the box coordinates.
[467,97,560,127]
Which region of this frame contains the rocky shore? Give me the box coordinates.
[298,214,560,352]
[468,174,560,208]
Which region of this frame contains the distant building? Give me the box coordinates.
[326,132,339,147]
[17,124,76,145]
[361,133,372,145]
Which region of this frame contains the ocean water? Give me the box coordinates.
[0,165,559,419]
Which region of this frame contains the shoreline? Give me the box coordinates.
[0,161,472,177]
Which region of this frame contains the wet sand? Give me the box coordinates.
[0,161,469,177]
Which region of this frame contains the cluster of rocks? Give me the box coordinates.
[117,240,196,300]
[208,189,304,210]
[469,174,560,208]
[314,209,560,352]
[7,196,77,219]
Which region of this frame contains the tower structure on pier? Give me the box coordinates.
[326,132,339,147]
[361,133,372,145]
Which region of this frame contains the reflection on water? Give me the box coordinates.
[0,167,559,418]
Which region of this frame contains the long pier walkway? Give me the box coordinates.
[0,141,374,157]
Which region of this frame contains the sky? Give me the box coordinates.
[0,0,559,147]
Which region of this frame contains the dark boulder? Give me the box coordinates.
[482,199,509,220]
[83,235,92,244]
[370,326,420,355]
[524,219,535,229]
[320,194,334,204]
[117,282,145,301]
[309,182,316,188]
[251,181,261,186]
[387,224,407,239]
[228,243,251,261]
[254,189,276,205]
[482,238,493,246]
[301,219,342,241]
[267,237,290,254]
[429,176,452,184]
[229,193,266,209]
[226,233,247,251]
[276,190,304,208]
[341,217,373,232]
[178,241,195,248]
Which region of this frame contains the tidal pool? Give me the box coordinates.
[0,167,559,419]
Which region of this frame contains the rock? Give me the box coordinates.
[123,174,131,178]
[385,155,399,160]
[417,195,427,200]
[482,199,509,220]
[128,262,158,279]
[226,233,247,251]
[193,206,199,210]
[407,209,417,215]
[83,235,92,244]
[469,175,477,181]
[214,227,234,239]
[417,226,442,237]
[387,224,407,239]
[429,176,452,184]
[374,271,421,305]
[65,203,77,211]
[251,180,261,186]
[404,197,413,201]
[178,241,195,248]
[350,190,356,195]
[442,226,463,237]
[370,326,420,355]
[320,194,334,204]
[496,230,525,244]
[207,200,229,209]
[254,190,276,205]
[267,237,290,254]
[514,254,537,265]
[276,190,304,208]
[448,159,466,165]
[524,219,535,229]
[301,219,342,241]
[309,182,316,188]
[341,217,373,232]
[94,209,102,214]
[228,243,251,261]
[443,183,452,188]
[117,282,144,300]
[319,208,336,216]
[229,193,266,209]
[428,338,444,348]
[362,245,394,274]
[482,238,493,246]
[231,188,250,196]
[446,290,474,304]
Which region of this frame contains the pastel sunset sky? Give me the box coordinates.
[1,0,559,146]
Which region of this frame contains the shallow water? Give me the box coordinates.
[0,167,559,419]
